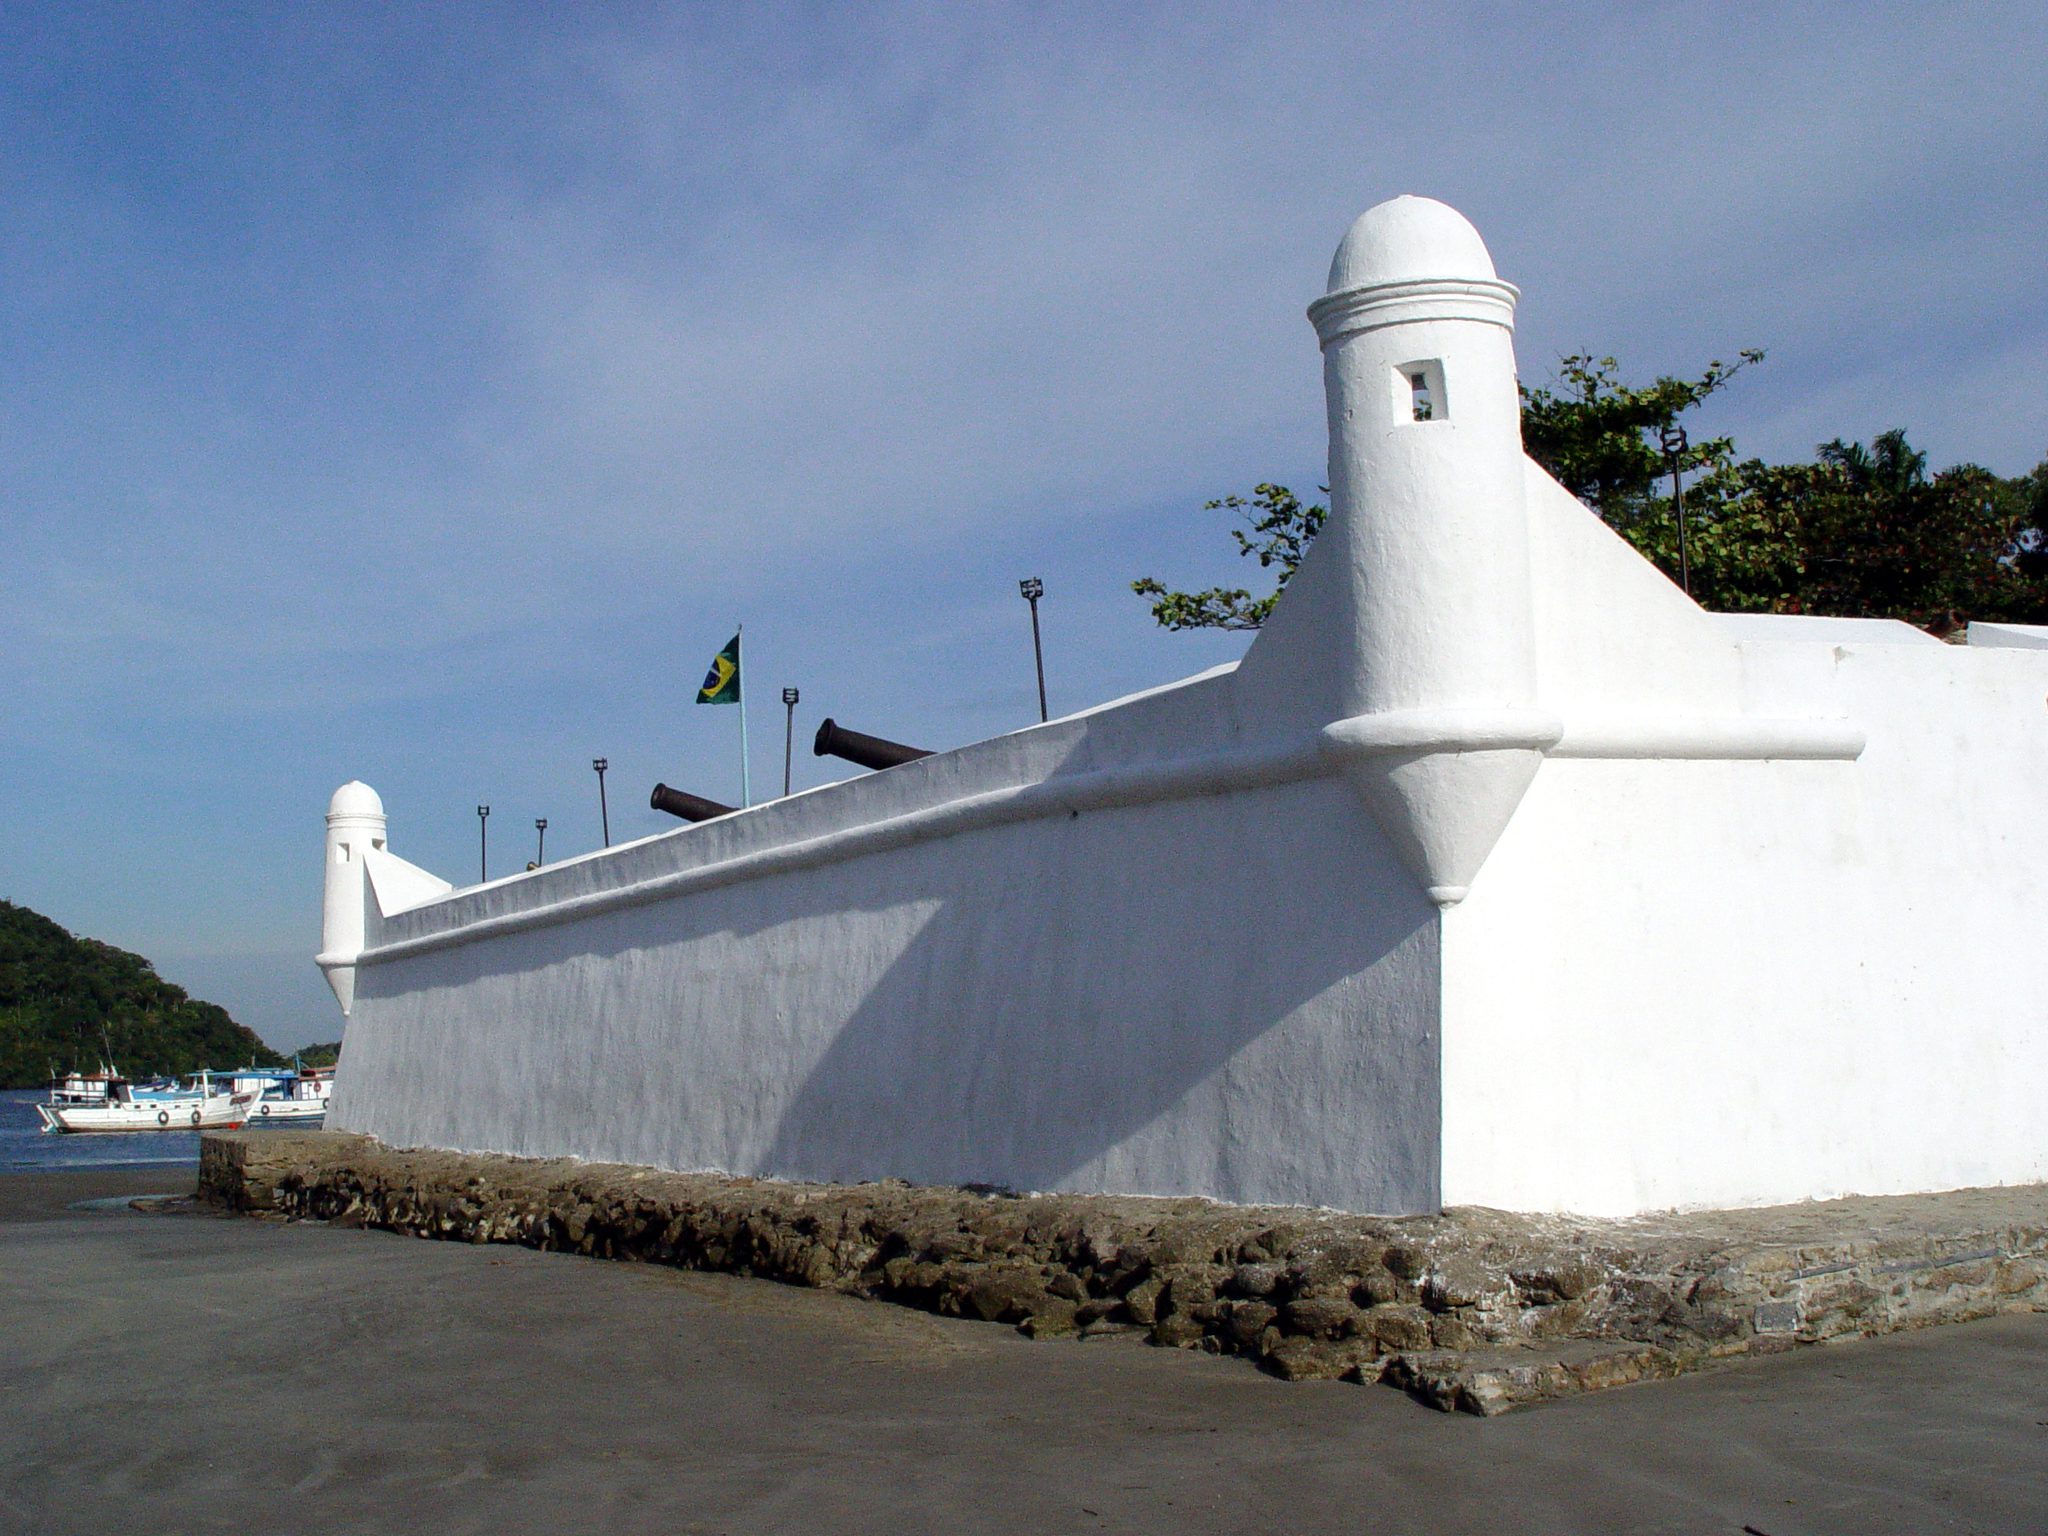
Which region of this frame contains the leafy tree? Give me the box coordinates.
[1131,483,1325,631]
[1717,433,2048,631]
[1518,350,1764,526]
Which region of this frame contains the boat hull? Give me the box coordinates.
[41,1092,258,1134]
[247,1097,328,1125]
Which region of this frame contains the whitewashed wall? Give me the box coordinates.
[335,679,1445,1212]
[1439,471,2048,1215]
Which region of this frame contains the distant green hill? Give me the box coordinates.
[0,899,284,1088]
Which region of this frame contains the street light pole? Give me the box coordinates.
[1018,577,1047,723]
[534,817,547,867]
[1660,423,1691,597]
[781,688,800,797]
[592,758,610,847]
[476,804,490,884]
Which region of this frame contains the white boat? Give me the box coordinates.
[35,1071,260,1134]
[229,1066,334,1125]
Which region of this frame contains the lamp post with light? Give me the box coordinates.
[1019,577,1047,723]
[592,758,610,847]
[476,804,490,884]
[534,818,547,867]
[781,688,800,797]
[1661,423,1691,597]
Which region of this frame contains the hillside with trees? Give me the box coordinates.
[0,899,283,1088]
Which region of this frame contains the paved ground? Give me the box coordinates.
[204,1128,2048,1414]
[5,1167,2046,1535]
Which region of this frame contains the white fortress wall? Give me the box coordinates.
[321,193,2048,1220]
[1442,466,2048,1215]
[331,662,1447,1212]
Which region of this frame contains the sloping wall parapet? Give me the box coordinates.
[344,693,1868,969]
[1969,620,2048,650]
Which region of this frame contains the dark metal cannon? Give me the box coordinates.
[812,718,932,772]
[649,784,737,822]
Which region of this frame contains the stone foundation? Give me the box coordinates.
[201,1131,2048,1415]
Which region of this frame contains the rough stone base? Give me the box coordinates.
[200,1131,2048,1415]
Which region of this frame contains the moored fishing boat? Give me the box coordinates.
[229,1065,334,1125]
[35,1071,260,1133]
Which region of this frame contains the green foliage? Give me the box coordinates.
[1518,351,1764,525]
[1137,349,2048,635]
[294,1041,341,1069]
[1519,354,2048,627]
[0,899,283,1089]
[1132,483,1325,630]
[1520,350,1809,612]
[1715,433,2048,631]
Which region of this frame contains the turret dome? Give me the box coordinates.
[1327,195,1498,293]
[328,780,385,820]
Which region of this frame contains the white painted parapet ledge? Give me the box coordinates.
[1549,717,1867,760]
[350,708,1864,967]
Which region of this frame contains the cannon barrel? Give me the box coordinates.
[649,784,737,822]
[812,718,932,771]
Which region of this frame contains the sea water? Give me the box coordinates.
[0,1088,201,1172]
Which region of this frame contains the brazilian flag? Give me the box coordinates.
[697,632,741,704]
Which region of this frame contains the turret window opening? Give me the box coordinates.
[1399,360,1445,422]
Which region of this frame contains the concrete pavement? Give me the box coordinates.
[5,1166,2045,1535]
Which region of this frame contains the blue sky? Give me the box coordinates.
[3,2,2043,1050]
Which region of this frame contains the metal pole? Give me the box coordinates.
[1661,424,1691,597]
[737,624,751,809]
[477,804,490,883]
[592,758,609,847]
[1020,577,1047,722]
[535,818,547,867]
[1671,458,1690,597]
[781,688,799,798]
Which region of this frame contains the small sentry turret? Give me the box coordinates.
[317,780,385,1015]
[1237,196,1559,904]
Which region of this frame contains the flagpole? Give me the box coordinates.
[737,624,751,808]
